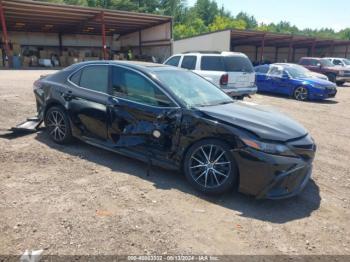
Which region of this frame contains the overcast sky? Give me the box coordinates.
[187,0,349,31]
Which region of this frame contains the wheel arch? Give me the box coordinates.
[43,99,67,119]
[293,85,310,99]
[180,136,241,185]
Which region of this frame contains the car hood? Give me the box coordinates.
[297,77,335,87]
[198,101,308,142]
[307,72,328,80]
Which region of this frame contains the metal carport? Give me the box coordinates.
[0,0,172,67]
[230,29,350,64]
[174,29,350,64]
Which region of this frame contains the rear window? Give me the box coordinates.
[255,65,269,74]
[181,56,197,70]
[224,56,254,73]
[201,56,225,71]
[201,56,254,73]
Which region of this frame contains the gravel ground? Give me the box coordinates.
[0,70,350,256]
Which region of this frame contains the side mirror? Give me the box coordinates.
[317,63,322,68]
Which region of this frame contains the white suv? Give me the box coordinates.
[164,51,257,98]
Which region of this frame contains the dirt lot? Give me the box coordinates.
[0,70,350,256]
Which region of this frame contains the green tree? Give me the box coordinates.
[208,16,246,32]
[174,17,208,39]
[339,28,350,40]
[160,0,187,23]
[235,12,257,29]
[193,0,218,25]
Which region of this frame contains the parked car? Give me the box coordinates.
[255,63,337,101]
[164,51,257,99]
[33,61,316,199]
[324,57,350,69]
[299,57,350,85]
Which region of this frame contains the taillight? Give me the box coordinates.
[220,74,229,86]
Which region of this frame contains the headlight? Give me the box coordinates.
[339,71,345,76]
[241,138,292,155]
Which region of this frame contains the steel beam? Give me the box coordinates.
[274,47,279,62]
[139,30,142,55]
[260,34,266,64]
[101,11,107,60]
[58,32,63,56]
[311,40,316,56]
[287,36,294,62]
[328,41,335,56]
[0,0,11,66]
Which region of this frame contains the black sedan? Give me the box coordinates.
[33,61,316,199]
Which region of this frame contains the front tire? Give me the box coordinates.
[183,139,237,194]
[326,73,336,83]
[294,86,309,101]
[336,81,345,86]
[44,106,72,144]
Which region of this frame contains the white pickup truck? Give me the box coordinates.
[164,51,257,99]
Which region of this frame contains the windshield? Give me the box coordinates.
[320,59,334,67]
[285,66,309,78]
[154,70,233,108]
[343,59,350,65]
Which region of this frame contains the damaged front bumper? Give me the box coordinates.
[11,116,43,133]
[232,147,314,199]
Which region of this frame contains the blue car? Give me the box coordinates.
[254,63,337,101]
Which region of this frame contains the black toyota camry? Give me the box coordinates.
[33,61,316,199]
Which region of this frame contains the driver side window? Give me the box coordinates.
[111,66,175,107]
[268,66,283,77]
[333,59,342,66]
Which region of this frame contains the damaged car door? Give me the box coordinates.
[67,64,110,140]
[107,65,182,164]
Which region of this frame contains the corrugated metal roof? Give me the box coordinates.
[1,0,172,35]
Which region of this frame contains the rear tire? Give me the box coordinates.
[44,106,72,144]
[183,139,237,195]
[294,86,309,101]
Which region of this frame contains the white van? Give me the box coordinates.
[164,51,257,98]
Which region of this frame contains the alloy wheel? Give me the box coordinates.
[189,144,231,189]
[46,110,67,142]
[294,87,308,101]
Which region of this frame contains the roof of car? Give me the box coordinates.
[300,57,324,60]
[274,63,302,67]
[323,57,346,60]
[180,51,247,57]
[69,60,175,74]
